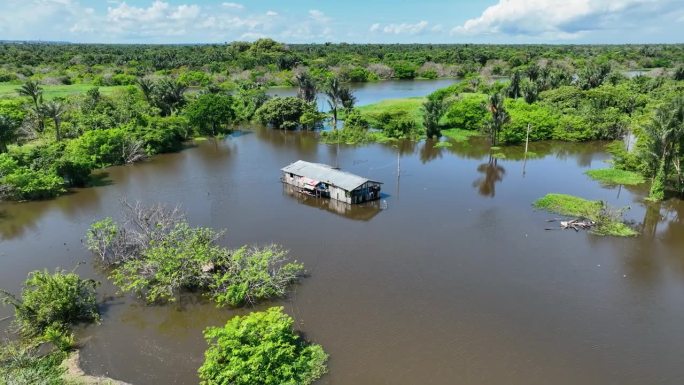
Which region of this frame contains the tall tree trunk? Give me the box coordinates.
[54,118,61,141]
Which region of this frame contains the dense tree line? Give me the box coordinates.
[0,41,682,87]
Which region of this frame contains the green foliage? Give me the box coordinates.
[585,168,645,186]
[255,97,314,130]
[134,115,190,154]
[210,246,304,307]
[110,222,227,304]
[65,128,129,168]
[500,99,557,144]
[1,168,65,200]
[441,128,481,142]
[533,193,637,237]
[422,97,446,138]
[88,205,305,307]
[198,307,328,385]
[0,342,67,384]
[184,93,234,136]
[442,93,488,131]
[1,270,99,340]
[391,62,418,80]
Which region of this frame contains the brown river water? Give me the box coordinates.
[1,80,684,385]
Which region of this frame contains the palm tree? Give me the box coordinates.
[642,98,684,200]
[338,87,356,112]
[325,77,341,128]
[324,76,356,128]
[17,80,44,132]
[295,70,317,103]
[136,77,155,104]
[486,92,509,146]
[155,78,187,116]
[41,101,66,141]
[17,80,43,109]
[507,70,522,99]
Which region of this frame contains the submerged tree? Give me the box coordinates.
[184,93,234,136]
[295,69,317,103]
[87,200,305,306]
[485,92,509,145]
[324,76,355,128]
[422,97,446,138]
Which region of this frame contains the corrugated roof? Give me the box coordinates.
[281,160,381,191]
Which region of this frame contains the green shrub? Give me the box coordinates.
[2,168,65,200]
[0,342,67,384]
[1,270,99,339]
[442,94,488,131]
[65,128,128,168]
[255,96,313,130]
[210,246,304,307]
[198,307,328,385]
[500,99,558,144]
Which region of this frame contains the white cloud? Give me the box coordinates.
[453,0,670,39]
[221,2,244,10]
[431,24,443,33]
[308,9,330,23]
[382,21,429,35]
[369,23,380,32]
[266,10,278,17]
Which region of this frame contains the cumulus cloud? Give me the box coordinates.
[266,10,278,17]
[221,2,244,10]
[453,0,671,39]
[381,21,429,35]
[369,23,381,32]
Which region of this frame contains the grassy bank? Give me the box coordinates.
[585,168,645,185]
[0,83,126,99]
[441,128,480,142]
[357,97,425,127]
[533,193,637,237]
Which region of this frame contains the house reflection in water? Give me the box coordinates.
[282,184,383,221]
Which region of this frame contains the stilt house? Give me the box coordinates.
[281,160,382,204]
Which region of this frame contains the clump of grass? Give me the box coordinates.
[492,152,506,159]
[585,168,645,186]
[434,141,452,148]
[533,193,638,237]
[357,98,425,127]
[441,128,480,142]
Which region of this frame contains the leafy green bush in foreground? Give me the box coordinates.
[199,307,328,385]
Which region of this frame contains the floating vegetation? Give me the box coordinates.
[533,193,638,237]
[585,168,645,186]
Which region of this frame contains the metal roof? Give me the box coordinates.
[281,160,381,191]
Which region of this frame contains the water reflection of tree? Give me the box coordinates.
[473,156,506,197]
[620,201,684,285]
[419,140,443,164]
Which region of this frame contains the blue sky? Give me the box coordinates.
[0,0,682,44]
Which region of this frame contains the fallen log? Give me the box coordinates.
[560,218,596,232]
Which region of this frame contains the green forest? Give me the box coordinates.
[1,40,682,202]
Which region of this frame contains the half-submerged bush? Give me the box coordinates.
[0,270,99,347]
[198,307,328,385]
[87,201,304,306]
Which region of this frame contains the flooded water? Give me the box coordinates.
[1,80,684,385]
[268,78,459,109]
